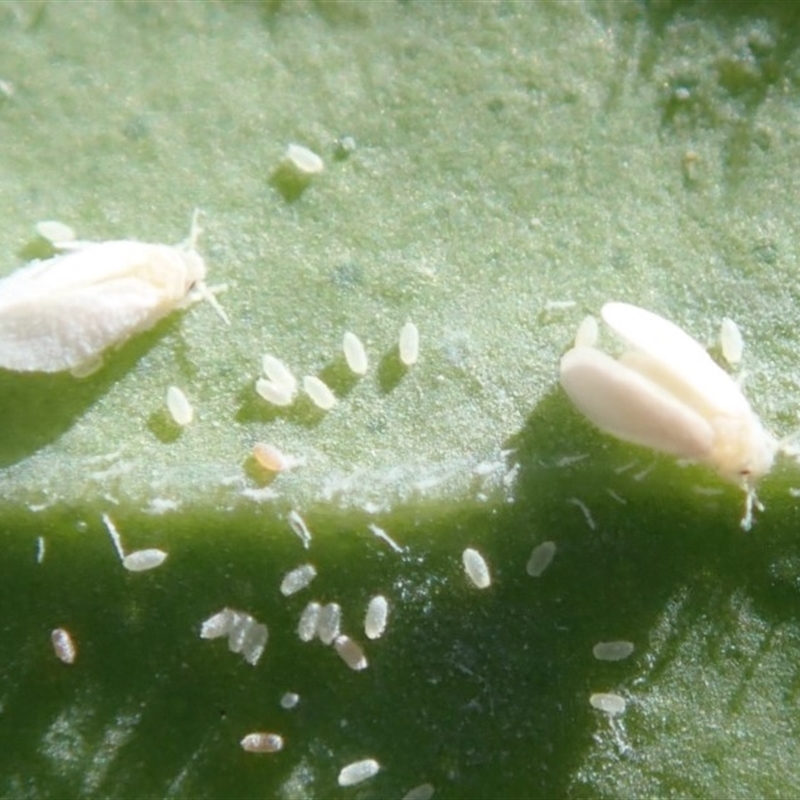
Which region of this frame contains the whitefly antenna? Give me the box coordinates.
[182,208,231,326]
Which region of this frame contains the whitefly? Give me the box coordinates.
[560,302,779,529]
[0,209,227,375]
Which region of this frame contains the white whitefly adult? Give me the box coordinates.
[0,209,228,375]
[560,302,778,529]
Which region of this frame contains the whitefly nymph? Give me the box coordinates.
[559,302,779,529]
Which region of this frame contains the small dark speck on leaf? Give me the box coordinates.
[331,262,364,289]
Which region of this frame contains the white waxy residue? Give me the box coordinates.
[51,628,77,664]
[280,692,300,710]
[592,641,635,661]
[240,732,284,753]
[36,536,46,564]
[399,321,419,366]
[567,497,596,530]
[287,510,312,549]
[280,564,317,596]
[364,595,389,640]
[122,548,168,572]
[338,758,380,787]
[101,512,125,560]
[303,375,337,410]
[526,541,556,577]
[368,523,404,553]
[720,317,744,365]
[343,331,368,375]
[334,634,368,671]
[462,547,491,589]
[297,602,321,642]
[589,692,627,716]
[316,602,342,645]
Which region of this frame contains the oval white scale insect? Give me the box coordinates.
[0,210,227,375]
[559,302,778,529]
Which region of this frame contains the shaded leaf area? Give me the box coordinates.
[3,401,800,798]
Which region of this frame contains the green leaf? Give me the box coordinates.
[2,2,800,797]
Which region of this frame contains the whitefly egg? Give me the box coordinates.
[343,331,368,375]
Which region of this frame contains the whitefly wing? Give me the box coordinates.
[0,241,193,298]
[601,302,750,418]
[0,242,201,372]
[560,347,714,461]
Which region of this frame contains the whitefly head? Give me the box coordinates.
[708,410,777,489]
[179,209,229,324]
